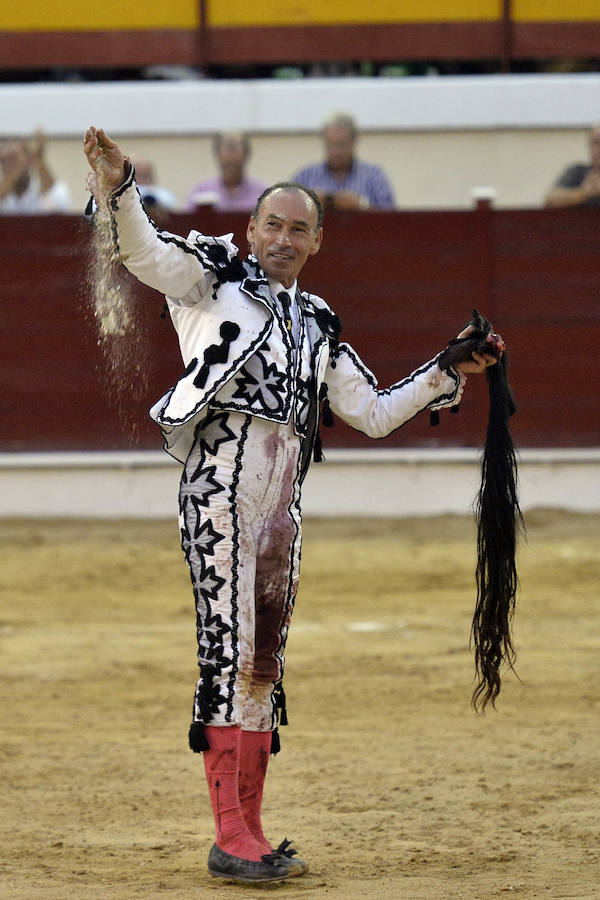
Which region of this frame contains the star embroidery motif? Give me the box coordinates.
[195,597,232,666]
[232,351,286,412]
[197,411,236,457]
[202,638,231,667]
[194,560,227,604]
[192,509,225,556]
[188,463,225,505]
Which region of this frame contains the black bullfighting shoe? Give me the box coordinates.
[266,838,309,876]
[207,843,292,883]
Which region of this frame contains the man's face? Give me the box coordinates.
[323,124,355,173]
[218,139,246,187]
[590,125,600,169]
[247,189,322,288]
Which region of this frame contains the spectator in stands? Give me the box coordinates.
[185,132,267,212]
[0,130,71,213]
[544,122,600,208]
[131,155,177,227]
[291,112,395,211]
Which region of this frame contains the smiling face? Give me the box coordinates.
[246,188,323,288]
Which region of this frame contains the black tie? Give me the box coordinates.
[277,291,295,348]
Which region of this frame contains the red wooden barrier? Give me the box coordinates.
[2,207,599,453]
[2,21,600,71]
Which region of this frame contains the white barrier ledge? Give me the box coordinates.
[1,447,599,467]
[1,73,600,138]
[0,448,598,518]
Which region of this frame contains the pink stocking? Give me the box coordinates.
[202,724,266,861]
[238,729,273,852]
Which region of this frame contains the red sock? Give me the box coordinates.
[202,724,266,861]
[239,730,273,852]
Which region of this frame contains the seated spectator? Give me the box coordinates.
[131,155,177,227]
[185,133,267,212]
[544,122,600,208]
[291,112,395,211]
[0,130,71,213]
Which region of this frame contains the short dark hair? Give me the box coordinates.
[213,132,251,159]
[252,182,324,230]
[322,112,357,139]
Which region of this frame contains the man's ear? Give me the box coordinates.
[246,217,255,252]
[310,226,323,257]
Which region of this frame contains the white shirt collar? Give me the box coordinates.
[268,278,297,302]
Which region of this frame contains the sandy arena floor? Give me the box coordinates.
[1,512,599,899]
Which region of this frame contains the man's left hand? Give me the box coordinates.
[456,351,498,374]
[454,323,502,374]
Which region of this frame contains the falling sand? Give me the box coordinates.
[86,164,148,440]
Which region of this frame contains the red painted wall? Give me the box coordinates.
[2,207,598,454]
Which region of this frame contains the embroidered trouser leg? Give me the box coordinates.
[179,409,303,732]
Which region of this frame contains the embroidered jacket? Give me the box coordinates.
[209,288,318,442]
[106,167,464,463]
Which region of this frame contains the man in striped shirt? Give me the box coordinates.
[291,112,395,211]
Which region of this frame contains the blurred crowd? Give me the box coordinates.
[0,130,71,213]
[2,115,599,218]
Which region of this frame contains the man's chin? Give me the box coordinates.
[264,260,294,282]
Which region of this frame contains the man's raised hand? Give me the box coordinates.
[83,127,127,191]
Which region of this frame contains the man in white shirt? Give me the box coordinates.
[0,132,71,214]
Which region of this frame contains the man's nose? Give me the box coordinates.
[275,228,292,247]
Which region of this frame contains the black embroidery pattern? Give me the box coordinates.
[191,513,225,555]
[294,374,311,434]
[240,277,267,301]
[193,556,227,604]
[195,409,237,456]
[195,663,229,722]
[187,410,238,495]
[201,599,233,666]
[186,537,232,722]
[224,415,251,719]
[238,255,270,304]
[157,319,272,426]
[197,240,246,283]
[186,238,246,301]
[188,462,224,502]
[231,350,287,414]
[193,321,241,388]
[302,295,343,350]
[180,412,238,724]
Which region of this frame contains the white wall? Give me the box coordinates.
[1,74,598,211]
[1,450,598,518]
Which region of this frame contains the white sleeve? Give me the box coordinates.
[107,168,239,300]
[324,342,465,438]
